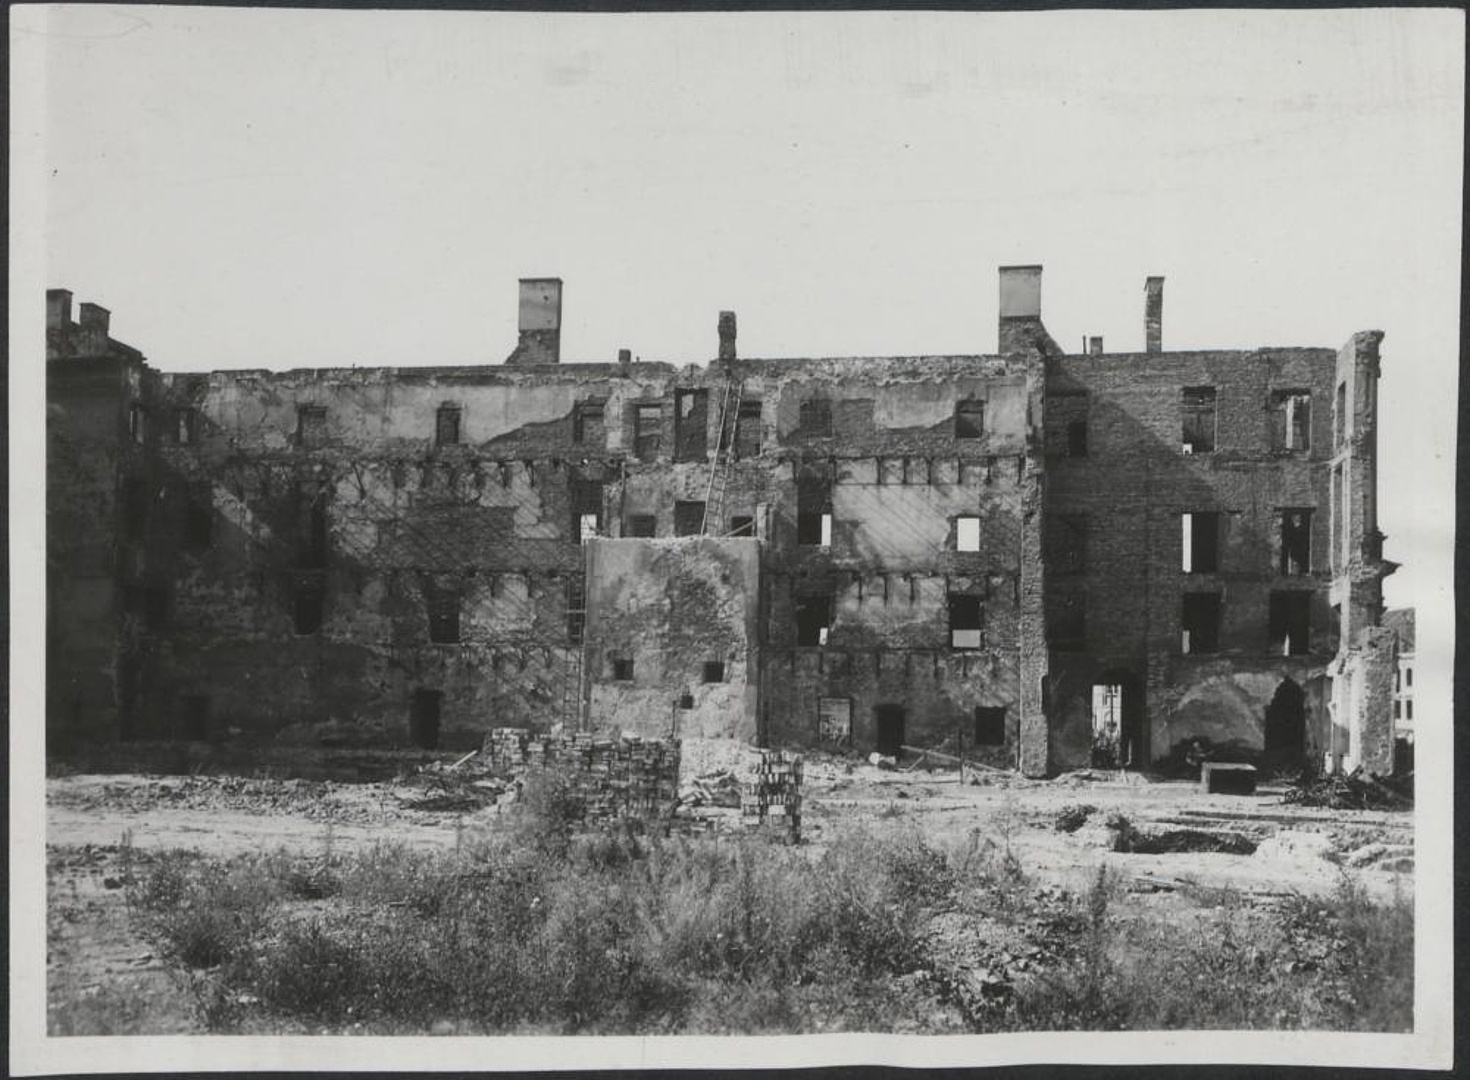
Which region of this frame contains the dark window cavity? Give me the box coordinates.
[974,706,1006,746]
[574,401,606,446]
[297,489,328,568]
[794,592,833,646]
[611,657,634,681]
[797,474,833,547]
[173,407,198,445]
[1280,510,1312,575]
[297,405,327,448]
[129,404,147,444]
[1181,511,1220,574]
[674,500,706,537]
[948,594,983,649]
[728,515,755,537]
[1335,381,1347,447]
[1181,387,1216,453]
[702,660,725,683]
[410,689,442,750]
[625,514,657,538]
[954,399,986,439]
[734,400,762,457]
[1272,390,1311,451]
[1181,592,1221,654]
[674,389,709,462]
[436,404,461,446]
[427,587,461,644]
[798,399,832,437]
[634,404,662,459]
[570,480,604,542]
[1269,591,1311,656]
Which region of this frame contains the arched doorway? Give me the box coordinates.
[1264,678,1306,769]
[1091,669,1145,769]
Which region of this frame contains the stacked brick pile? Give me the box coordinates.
[482,727,681,824]
[741,750,803,841]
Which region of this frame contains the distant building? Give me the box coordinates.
[1383,608,1416,742]
[44,267,1400,776]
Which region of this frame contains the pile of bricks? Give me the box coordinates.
[482,727,681,824]
[741,750,803,841]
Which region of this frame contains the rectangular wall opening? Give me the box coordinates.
[611,657,634,681]
[573,402,605,446]
[427,587,461,644]
[794,593,833,646]
[818,697,852,745]
[674,389,709,461]
[956,516,981,552]
[798,399,832,437]
[173,407,198,445]
[436,404,461,446]
[1279,509,1312,575]
[702,660,725,683]
[954,399,986,439]
[1269,591,1311,656]
[625,514,656,538]
[410,689,442,750]
[875,704,906,756]
[634,404,662,459]
[948,593,983,649]
[1272,390,1312,450]
[570,479,604,542]
[974,706,1006,746]
[674,500,706,536]
[1181,511,1219,573]
[1181,592,1221,654]
[735,401,762,456]
[728,515,755,537]
[1181,386,1217,453]
[297,405,327,448]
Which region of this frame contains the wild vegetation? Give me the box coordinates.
[96,772,1413,1036]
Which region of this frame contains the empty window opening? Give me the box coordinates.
[173,407,198,445]
[570,480,604,542]
[795,593,833,646]
[797,511,832,547]
[799,399,833,437]
[566,577,586,644]
[1272,391,1312,451]
[1279,510,1312,574]
[948,594,983,649]
[1268,591,1311,656]
[1047,513,1088,573]
[611,658,634,681]
[1334,381,1347,447]
[1394,700,1401,719]
[956,516,981,552]
[674,389,709,461]
[298,492,328,568]
[625,514,657,538]
[293,580,324,635]
[974,706,1006,747]
[634,404,663,459]
[1181,387,1216,453]
[1264,679,1306,768]
[1332,464,1348,570]
[875,704,906,757]
[1406,700,1413,721]
[410,689,442,750]
[674,500,706,536]
[436,404,461,446]
[184,487,213,550]
[129,404,147,444]
[702,660,725,683]
[735,400,762,457]
[179,695,210,741]
[1067,420,1088,457]
[1181,592,1221,654]
[797,476,833,547]
[818,697,853,745]
[573,402,606,445]
[427,588,461,644]
[297,405,327,448]
[1406,667,1412,688]
[1330,603,1341,652]
[728,515,755,538]
[954,399,986,439]
[1181,511,1220,573]
[1050,595,1086,652]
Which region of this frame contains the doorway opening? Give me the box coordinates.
[1263,678,1306,770]
[411,688,442,749]
[875,703,905,757]
[1091,669,1145,769]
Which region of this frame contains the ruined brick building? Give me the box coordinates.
[44,267,1400,776]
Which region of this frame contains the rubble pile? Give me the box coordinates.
[1283,769,1413,811]
[481,727,681,824]
[741,750,803,841]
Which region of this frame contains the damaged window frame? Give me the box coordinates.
[954,398,986,440]
[1181,386,1217,454]
[633,403,663,460]
[1279,509,1313,575]
[1181,591,1222,655]
[794,591,834,647]
[1268,590,1312,656]
[948,593,984,649]
[728,514,755,538]
[1181,511,1220,574]
[734,400,763,457]
[1271,389,1312,452]
[573,400,607,447]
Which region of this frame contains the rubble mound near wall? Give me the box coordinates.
[483,728,681,824]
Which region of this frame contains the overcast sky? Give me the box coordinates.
[20,5,1464,614]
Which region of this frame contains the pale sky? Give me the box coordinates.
[24,5,1463,619]
[9,9,1463,1069]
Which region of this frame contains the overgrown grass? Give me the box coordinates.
[123,793,1415,1035]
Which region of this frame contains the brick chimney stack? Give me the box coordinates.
[997,265,1061,356]
[718,311,737,361]
[505,277,563,365]
[1145,276,1164,353]
[47,289,73,330]
[79,302,110,335]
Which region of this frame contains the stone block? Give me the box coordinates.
[1200,761,1257,795]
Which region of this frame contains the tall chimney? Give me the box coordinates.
[79,302,110,335]
[718,310,737,360]
[506,277,563,365]
[997,265,1060,355]
[46,289,73,330]
[1145,276,1164,353]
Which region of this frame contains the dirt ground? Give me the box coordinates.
[45,739,1414,1034]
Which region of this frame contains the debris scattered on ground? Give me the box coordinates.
[1053,804,1097,833]
[1283,769,1413,810]
[678,770,742,809]
[868,753,898,770]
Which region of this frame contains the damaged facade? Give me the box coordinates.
[44,267,1398,776]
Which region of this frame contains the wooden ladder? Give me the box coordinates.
[700,376,743,535]
[562,574,587,730]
